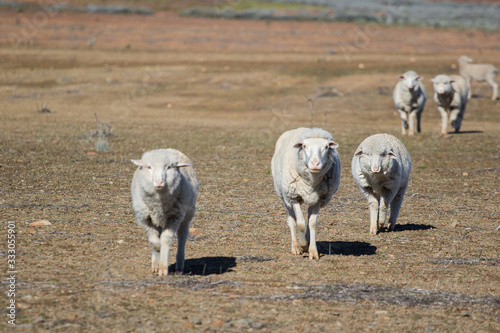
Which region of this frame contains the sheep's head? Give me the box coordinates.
[294,137,338,173]
[132,150,190,191]
[431,75,454,95]
[399,71,423,90]
[355,145,397,175]
[458,55,473,64]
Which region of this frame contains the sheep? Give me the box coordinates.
[351,134,411,235]
[131,149,199,276]
[392,70,427,136]
[271,128,341,260]
[458,55,498,100]
[431,74,469,136]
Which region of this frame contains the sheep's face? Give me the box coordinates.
[458,55,473,64]
[355,146,397,175]
[431,75,454,95]
[399,73,422,90]
[132,155,190,191]
[294,138,338,173]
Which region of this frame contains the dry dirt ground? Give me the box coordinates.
[0,7,499,332]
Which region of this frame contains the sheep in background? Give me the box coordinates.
[131,149,199,276]
[351,134,411,235]
[458,55,498,100]
[431,74,469,136]
[271,128,341,260]
[393,71,427,136]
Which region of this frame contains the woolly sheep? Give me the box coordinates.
[351,134,411,235]
[393,71,427,136]
[431,74,469,135]
[271,128,341,260]
[131,149,199,276]
[458,55,498,100]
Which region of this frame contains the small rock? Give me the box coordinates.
[375,310,388,315]
[87,152,98,156]
[462,172,468,176]
[191,318,202,325]
[117,240,124,244]
[212,319,224,327]
[30,219,51,226]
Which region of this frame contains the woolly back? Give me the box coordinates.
[299,128,333,141]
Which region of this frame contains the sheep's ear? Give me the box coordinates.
[355,149,363,156]
[388,151,397,159]
[131,159,143,167]
[449,80,455,84]
[293,141,303,149]
[430,78,436,83]
[176,163,191,168]
[417,75,423,81]
[399,75,405,80]
[328,140,339,149]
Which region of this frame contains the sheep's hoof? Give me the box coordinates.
[370,228,377,235]
[158,265,168,276]
[151,265,159,273]
[308,248,319,260]
[299,243,309,253]
[291,245,302,255]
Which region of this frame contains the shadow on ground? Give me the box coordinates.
[317,241,376,256]
[392,223,436,232]
[448,130,483,135]
[179,256,237,276]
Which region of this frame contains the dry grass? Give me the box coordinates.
[0,9,499,332]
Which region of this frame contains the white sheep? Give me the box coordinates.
[393,70,427,136]
[131,149,199,276]
[458,55,498,100]
[431,74,469,135]
[351,134,411,235]
[271,128,341,260]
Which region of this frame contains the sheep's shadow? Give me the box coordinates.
[174,256,236,276]
[448,130,483,135]
[317,241,376,256]
[392,223,436,232]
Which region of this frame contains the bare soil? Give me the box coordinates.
[0,8,499,332]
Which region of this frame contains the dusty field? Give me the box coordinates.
[0,8,499,332]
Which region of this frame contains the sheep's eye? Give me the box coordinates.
[324,145,329,150]
[303,144,307,149]
[147,165,152,169]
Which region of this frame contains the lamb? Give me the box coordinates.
[351,134,411,235]
[392,70,427,136]
[458,55,498,100]
[131,149,199,276]
[431,74,469,135]
[271,128,341,260]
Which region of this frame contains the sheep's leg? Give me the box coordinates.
[487,79,498,100]
[437,106,449,135]
[292,202,308,253]
[450,108,462,133]
[378,194,390,231]
[307,204,321,260]
[408,110,416,136]
[158,229,174,276]
[286,207,301,255]
[416,109,422,133]
[466,78,472,99]
[146,227,161,273]
[175,219,191,273]
[363,189,380,235]
[399,110,408,135]
[388,187,407,231]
